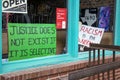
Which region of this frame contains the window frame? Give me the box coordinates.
[114,0,120,46]
[0,0,80,74]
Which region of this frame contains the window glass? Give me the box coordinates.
[2,0,67,62]
[79,0,115,51]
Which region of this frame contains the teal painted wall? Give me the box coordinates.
[115,0,120,45]
[67,0,79,57]
[0,0,2,73]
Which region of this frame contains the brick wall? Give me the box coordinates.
[0,56,120,80]
[80,0,114,8]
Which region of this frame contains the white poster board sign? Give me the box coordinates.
[2,0,27,13]
[78,25,104,47]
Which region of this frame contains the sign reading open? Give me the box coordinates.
[2,0,27,13]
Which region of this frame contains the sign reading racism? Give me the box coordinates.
[78,25,104,47]
[2,0,27,13]
[8,23,56,61]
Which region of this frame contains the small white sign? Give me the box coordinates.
[78,25,104,47]
[2,0,27,13]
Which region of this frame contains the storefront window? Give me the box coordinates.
[79,0,115,51]
[2,0,67,62]
[1,0,80,74]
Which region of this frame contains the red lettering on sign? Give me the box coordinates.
[80,39,91,46]
[80,26,103,37]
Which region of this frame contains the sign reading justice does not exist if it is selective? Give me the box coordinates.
[78,25,104,47]
[8,23,56,61]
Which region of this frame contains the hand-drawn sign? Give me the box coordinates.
[78,25,104,47]
[8,23,56,61]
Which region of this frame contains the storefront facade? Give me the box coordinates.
[0,0,120,76]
